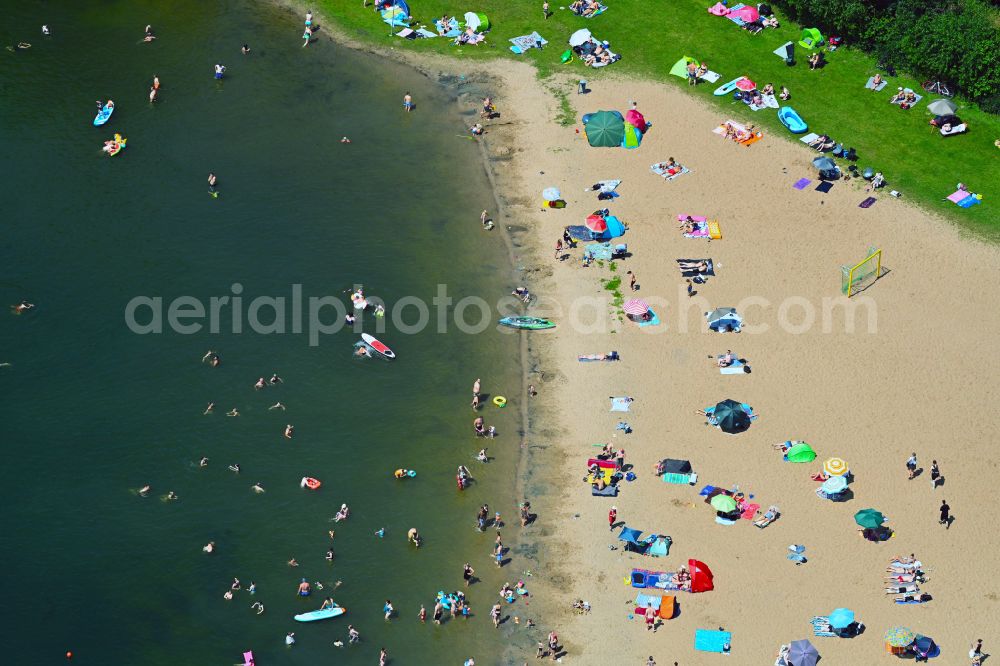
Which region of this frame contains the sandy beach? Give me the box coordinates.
[271,7,1000,661]
[467,66,1000,663]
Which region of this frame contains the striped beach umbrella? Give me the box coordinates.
[824,457,848,477]
[623,299,650,316]
[884,626,915,647]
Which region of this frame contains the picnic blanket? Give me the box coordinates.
[610,396,633,412]
[651,163,689,180]
[583,4,608,18]
[890,89,923,106]
[695,629,732,653]
[434,19,462,37]
[947,189,982,207]
[725,4,747,25]
[866,76,888,91]
[509,32,547,53]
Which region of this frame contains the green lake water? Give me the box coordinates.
[0,2,528,663]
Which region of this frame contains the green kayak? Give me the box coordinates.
[499,316,555,330]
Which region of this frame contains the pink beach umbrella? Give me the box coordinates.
[623,298,650,316]
[585,214,608,233]
[735,77,757,92]
[732,5,759,22]
[625,109,647,131]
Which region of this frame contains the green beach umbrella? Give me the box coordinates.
[710,494,738,512]
[785,442,816,463]
[854,508,885,529]
[585,111,625,148]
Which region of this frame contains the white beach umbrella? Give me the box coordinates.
[569,29,592,47]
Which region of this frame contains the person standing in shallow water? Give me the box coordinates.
[403,92,412,112]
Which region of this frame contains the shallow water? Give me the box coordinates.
[0,2,527,663]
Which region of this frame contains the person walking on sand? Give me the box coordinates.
[403,92,412,112]
[554,239,563,259]
[930,460,941,489]
[608,506,617,531]
[627,271,637,291]
[906,452,918,480]
[939,499,951,527]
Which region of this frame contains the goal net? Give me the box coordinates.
[841,247,883,297]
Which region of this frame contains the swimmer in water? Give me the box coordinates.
[268,402,286,410]
[251,601,264,615]
[290,559,300,568]
[12,301,34,314]
[269,373,282,384]
[166,491,178,501]
[355,346,370,358]
[224,590,233,600]
[241,44,250,55]
[229,464,241,473]
[231,578,241,591]
[328,530,336,539]
[138,485,151,497]
[472,394,480,410]
[374,303,385,317]
[477,448,488,462]
[249,582,256,594]
[345,313,355,325]
[199,456,209,467]
[325,548,334,562]
[341,137,351,143]
[320,597,335,610]
[334,504,350,522]
[149,87,157,103]
[203,541,215,553]
[153,75,160,90]
[407,528,421,547]
[203,403,214,415]
[285,632,295,646]
[473,378,481,396]
[254,377,266,390]
[226,408,239,417]
[42,25,50,35]
[296,579,310,596]
[374,527,385,538]
[252,482,265,494]
[284,424,294,439]
[201,350,219,364]
[403,92,413,112]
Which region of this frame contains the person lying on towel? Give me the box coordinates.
[678,216,698,234]
[808,134,834,151]
[889,87,905,103]
[678,259,710,273]
[582,0,600,17]
[569,0,585,14]
[654,158,684,176]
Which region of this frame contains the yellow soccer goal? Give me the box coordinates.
[841,247,883,296]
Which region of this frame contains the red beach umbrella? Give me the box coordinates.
[736,77,757,91]
[623,298,650,316]
[585,214,608,232]
[733,5,759,22]
[625,109,647,130]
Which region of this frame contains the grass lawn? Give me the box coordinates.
[321,0,999,234]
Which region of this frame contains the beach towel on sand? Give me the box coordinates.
[678,214,710,238]
[610,397,633,412]
[695,629,732,653]
[866,76,888,91]
[651,163,690,180]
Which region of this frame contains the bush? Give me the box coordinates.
[771,0,1000,105]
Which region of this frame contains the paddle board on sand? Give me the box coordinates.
[713,78,741,96]
[361,333,395,359]
[294,605,346,622]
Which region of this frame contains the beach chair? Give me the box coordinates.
[754,505,779,528]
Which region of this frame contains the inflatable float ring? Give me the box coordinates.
[493,396,507,408]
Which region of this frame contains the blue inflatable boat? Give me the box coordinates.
[778,106,807,134]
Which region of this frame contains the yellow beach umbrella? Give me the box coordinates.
[824,457,848,477]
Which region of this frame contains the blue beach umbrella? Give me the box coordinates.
[829,607,855,629]
[788,639,820,666]
[821,475,848,495]
[542,187,562,201]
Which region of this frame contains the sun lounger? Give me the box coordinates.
[940,123,967,136]
[865,76,888,91]
[811,616,836,637]
[578,351,619,362]
[695,629,732,653]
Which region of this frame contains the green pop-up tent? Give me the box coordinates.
[785,442,817,463]
[584,110,625,147]
[799,27,823,49]
[669,56,697,79]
